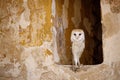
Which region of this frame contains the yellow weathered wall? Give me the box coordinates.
[0,0,120,80]
[0,0,53,79]
[20,0,52,46]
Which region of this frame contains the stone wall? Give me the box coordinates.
[0,0,120,80]
[101,0,120,64]
[0,0,53,79]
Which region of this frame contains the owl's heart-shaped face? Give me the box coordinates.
[71,29,85,42]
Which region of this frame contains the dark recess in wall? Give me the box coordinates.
[80,0,103,65]
[55,0,103,65]
[92,0,103,64]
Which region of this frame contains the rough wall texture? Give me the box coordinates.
[101,0,120,64]
[19,0,52,46]
[0,0,120,80]
[52,0,79,64]
[0,0,53,80]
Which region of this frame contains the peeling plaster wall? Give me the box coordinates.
[101,0,120,64]
[0,0,23,78]
[19,0,52,46]
[0,0,53,80]
[0,0,103,72]
[51,0,60,63]
[1,0,120,79]
[53,0,72,64]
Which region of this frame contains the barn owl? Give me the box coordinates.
[71,29,85,71]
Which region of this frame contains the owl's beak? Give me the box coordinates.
[76,37,79,39]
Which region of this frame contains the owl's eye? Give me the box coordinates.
[74,33,76,36]
[79,33,81,36]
